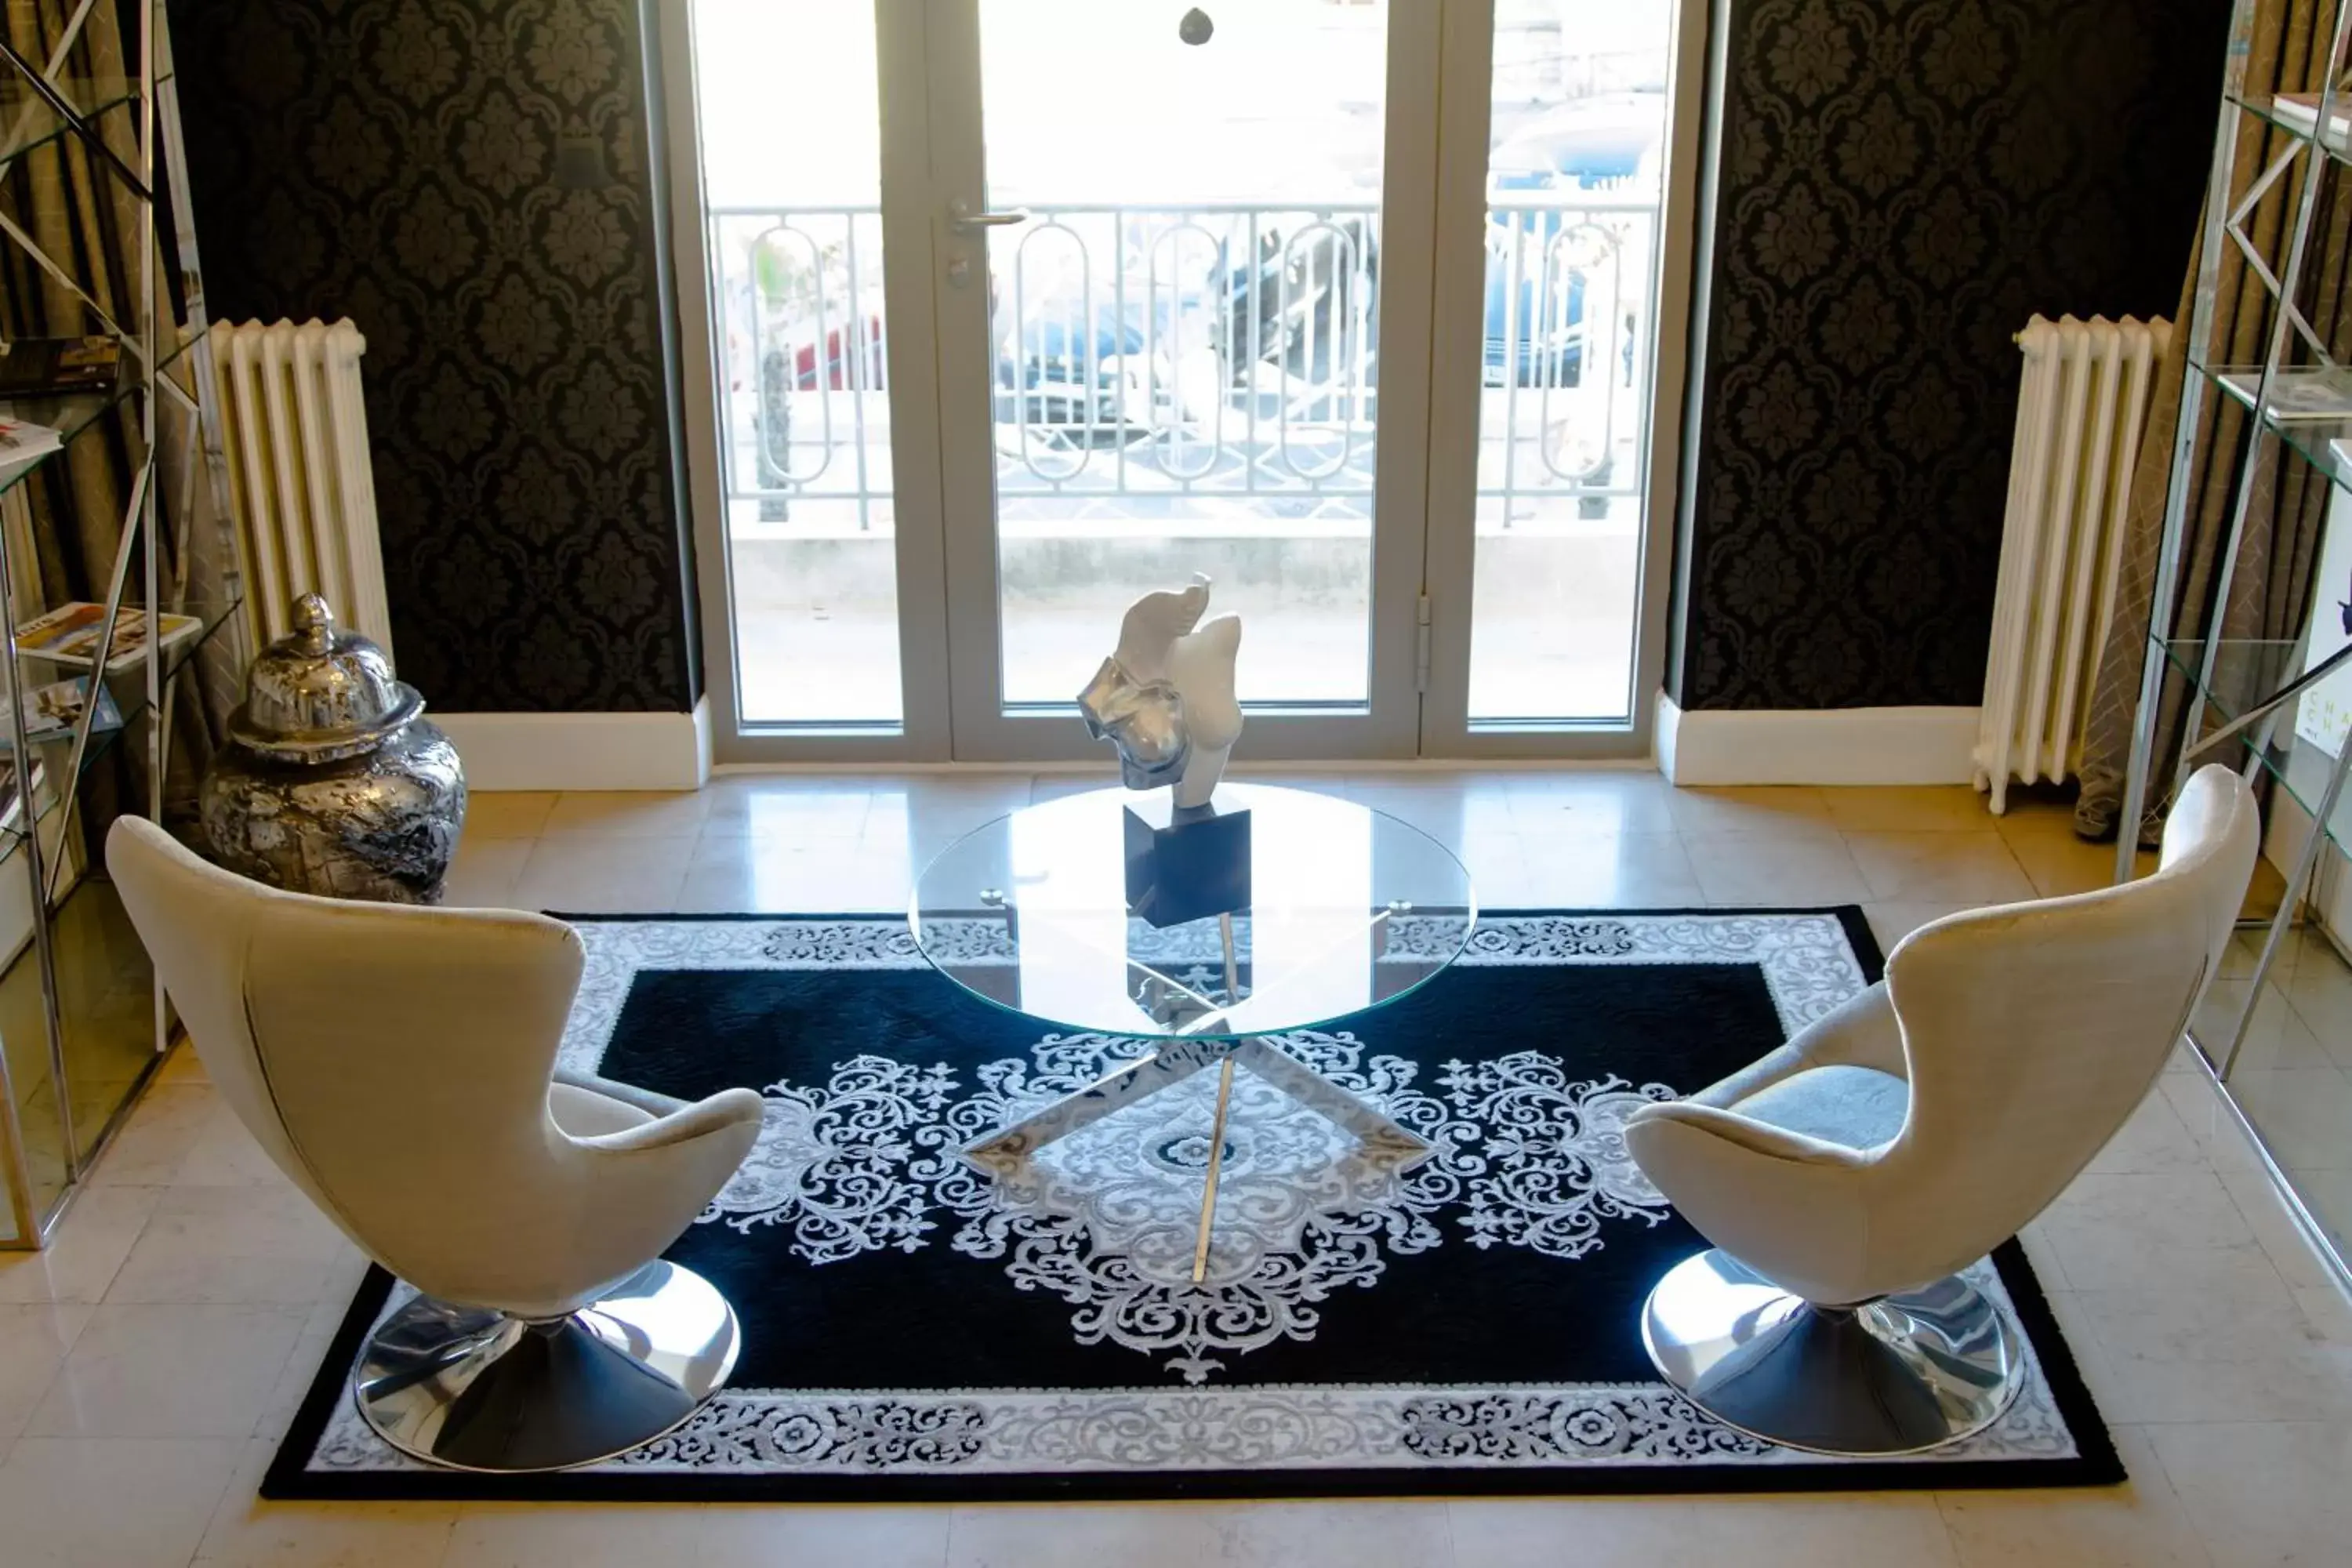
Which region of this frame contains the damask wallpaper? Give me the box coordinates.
[1674,0,2227,710]
[166,0,2219,719]
[169,0,699,713]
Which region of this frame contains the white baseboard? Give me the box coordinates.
[1656,691,1981,786]
[436,698,712,793]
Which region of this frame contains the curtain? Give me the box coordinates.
[2075,0,2349,841]
[2,0,230,838]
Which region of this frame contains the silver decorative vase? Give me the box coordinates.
[200,593,466,903]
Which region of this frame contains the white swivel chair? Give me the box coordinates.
[1626,763,2258,1455]
[107,817,766,1473]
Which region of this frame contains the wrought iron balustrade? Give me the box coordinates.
[707,194,1657,529]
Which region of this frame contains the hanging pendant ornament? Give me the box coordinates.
[1178,7,1214,45]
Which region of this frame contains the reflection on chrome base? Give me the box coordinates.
[1639,1249,2024,1457]
[353,1260,739,1472]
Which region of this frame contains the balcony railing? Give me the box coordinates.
[708,194,1657,534]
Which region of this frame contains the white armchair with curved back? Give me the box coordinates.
[1625,763,2259,1455]
[107,817,766,1473]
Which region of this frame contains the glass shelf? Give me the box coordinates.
[0,585,224,1233]
[0,323,212,506]
[0,866,170,1236]
[2189,355,2352,490]
[0,594,244,865]
[2243,726,2352,869]
[2161,636,2352,869]
[0,74,140,172]
[2227,89,2352,162]
[2158,637,2307,723]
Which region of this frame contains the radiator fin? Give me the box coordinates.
[1976,314,2169,814]
[214,319,394,666]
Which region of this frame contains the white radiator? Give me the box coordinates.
[215,319,395,663]
[1974,314,2170,813]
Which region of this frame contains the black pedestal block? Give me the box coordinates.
[1123,797,1251,927]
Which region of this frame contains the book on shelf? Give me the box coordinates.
[0,416,63,483]
[2298,485,2352,759]
[0,336,120,400]
[0,677,122,751]
[2270,92,2352,151]
[13,603,201,671]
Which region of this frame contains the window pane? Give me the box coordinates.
[1467,0,1671,723]
[695,0,905,725]
[976,0,1387,709]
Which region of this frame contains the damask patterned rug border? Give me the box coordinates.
[265,906,2123,1503]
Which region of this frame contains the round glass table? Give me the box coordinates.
[909,783,1476,1279]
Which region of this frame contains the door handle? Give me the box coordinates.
[950,198,1030,234]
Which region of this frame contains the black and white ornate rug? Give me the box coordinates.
[267,908,2120,1501]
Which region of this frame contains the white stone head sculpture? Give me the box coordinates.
[1076,573,1243,808]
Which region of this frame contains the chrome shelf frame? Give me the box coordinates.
[2117,0,2352,1294]
[0,3,243,1249]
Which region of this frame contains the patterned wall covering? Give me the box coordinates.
[169,1,2220,719]
[169,0,698,713]
[1675,0,2228,710]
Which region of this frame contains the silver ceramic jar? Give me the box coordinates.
[200,594,466,903]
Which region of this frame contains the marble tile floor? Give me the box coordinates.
[2,770,2347,1566]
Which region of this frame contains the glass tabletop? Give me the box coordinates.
[909,783,1477,1041]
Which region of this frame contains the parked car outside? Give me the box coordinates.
[738,88,1664,505]
[1483,89,1663,391]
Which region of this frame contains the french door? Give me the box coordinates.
[666,0,1693,764]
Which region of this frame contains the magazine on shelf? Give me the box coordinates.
[0,677,123,750]
[2221,367,2352,420]
[13,603,202,672]
[2270,92,2352,151]
[0,336,121,398]
[0,416,63,484]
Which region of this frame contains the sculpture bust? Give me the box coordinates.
[1076,573,1243,808]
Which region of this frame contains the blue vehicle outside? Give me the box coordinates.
[1483,92,1662,390]
[989,214,1376,440]
[990,302,1152,439]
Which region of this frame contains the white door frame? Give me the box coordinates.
[922,0,1444,765]
[659,0,956,764]
[662,0,1701,766]
[1412,0,1704,760]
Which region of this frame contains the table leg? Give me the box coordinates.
[1231,1037,1432,1160]
[964,913,1428,1188]
[962,1036,1231,1171]
[1218,909,1240,1007]
[1184,912,1248,1283]
[1191,1054,1238,1284]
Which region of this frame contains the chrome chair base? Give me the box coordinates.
[354,1259,739,1472]
[1639,1249,2024,1457]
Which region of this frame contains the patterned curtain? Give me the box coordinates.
[2,0,141,593]
[2075,0,2348,841]
[1,0,225,833]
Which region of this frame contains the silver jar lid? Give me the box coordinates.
[228,593,423,764]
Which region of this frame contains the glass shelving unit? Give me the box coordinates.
[0,73,143,172]
[0,13,243,1247]
[0,324,211,503]
[2120,0,2352,1289]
